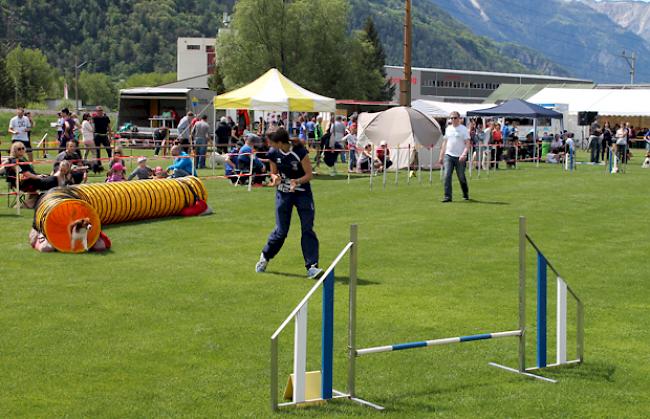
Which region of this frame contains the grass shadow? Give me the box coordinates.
[466,199,510,205]
[265,270,379,286]
[541,361,617,383]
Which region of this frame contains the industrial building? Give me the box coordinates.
[385,66,592,104]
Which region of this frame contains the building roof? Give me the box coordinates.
[485,83,595,103]
[120,87,191,95]
[385,66,592,83]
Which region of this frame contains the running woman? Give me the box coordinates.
[256,127,322,279]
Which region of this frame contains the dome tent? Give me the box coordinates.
[357,106,443,170]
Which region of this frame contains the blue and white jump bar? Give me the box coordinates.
[356,330,522,356]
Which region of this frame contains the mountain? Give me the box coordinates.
[428,0,650,83]
[347,0,569,77]
[583,0,650,44]
[0,0,566,80]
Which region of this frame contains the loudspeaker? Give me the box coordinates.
[578,111,598,126]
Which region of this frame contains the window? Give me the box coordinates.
[187,45,200,50]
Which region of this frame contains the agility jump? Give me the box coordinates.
[270,218,584,411]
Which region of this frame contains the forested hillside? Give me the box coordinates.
[1,0,564,79]
[1,0,234,76]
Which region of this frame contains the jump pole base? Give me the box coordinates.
[349,396,385,411]
[276,390,385,411]
[487,362,558,383]
[525,359,581,372]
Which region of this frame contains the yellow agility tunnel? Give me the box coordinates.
[34,176,208,253]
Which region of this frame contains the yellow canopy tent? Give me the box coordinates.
[213,68,336,112]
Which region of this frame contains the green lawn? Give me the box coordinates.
[1,156,649,418]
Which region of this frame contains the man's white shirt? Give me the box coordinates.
[9,116,31,142]
[444,124,470,157]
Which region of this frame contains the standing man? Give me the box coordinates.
[589,117,602,163]
[191,115,211,170]
[8,108,33,161]
[92,106,113,160]
[215,116,231,150]
[438,111,470,203]
[177,111,194,154]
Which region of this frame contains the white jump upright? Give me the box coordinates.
[270,219,585,412]
[292,304,308,403]
[557,277,568,365]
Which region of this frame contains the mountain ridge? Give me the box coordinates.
[429,0,650,83]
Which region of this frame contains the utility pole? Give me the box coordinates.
[400,0,412,107]
[620,50,636,85]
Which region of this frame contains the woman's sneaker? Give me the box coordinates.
[255,253,268,273]
[307,265,323,279]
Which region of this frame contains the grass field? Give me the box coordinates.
[1,153,649,418]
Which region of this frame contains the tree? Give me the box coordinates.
[362,16,396,101]
[208,63,226,94]
[217,0,387,100]
[0,55,15,106]
[5,46,57,106]
[78,72,118,109]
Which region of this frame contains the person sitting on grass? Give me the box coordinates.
[106,162,126,182]
[154,166,167,179]
[128,156,153,180]
[237,136,266,185]
[356,143,375,173]
[224,141,242,184]
[53,140,87,184]
[167,145,195,178]
[375,140,393,172]
[53,160,75,187]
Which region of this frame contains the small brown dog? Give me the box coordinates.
[70,218,92,251]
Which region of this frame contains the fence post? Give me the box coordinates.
[395,146,400,186]
[407,144,411,185]
[429,146,434,185]
[247,151,254,192]
[348,224,358,397]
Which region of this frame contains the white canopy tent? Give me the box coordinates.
[528,88,650,117]
[357,107,443,170]
[412,99,495,118]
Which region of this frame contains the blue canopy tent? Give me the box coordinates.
[466,99,564,120]
[467,99,564,166]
